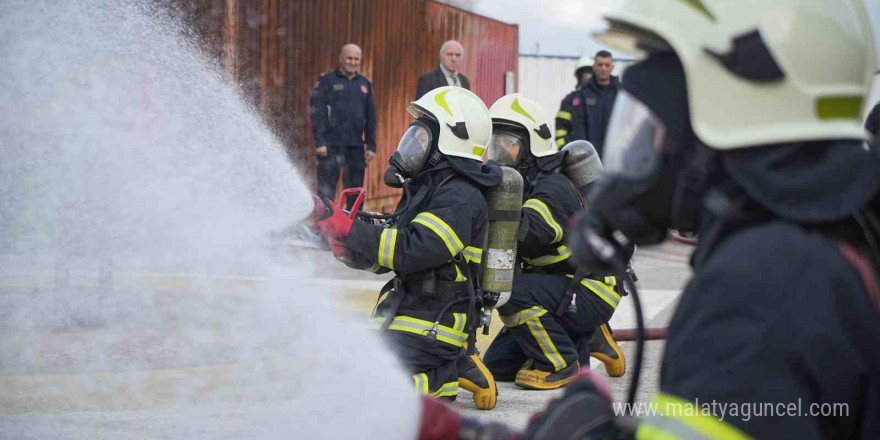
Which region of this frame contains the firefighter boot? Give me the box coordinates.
[457,353,497,410]
[515,360,580,390]
[588,324,626,377]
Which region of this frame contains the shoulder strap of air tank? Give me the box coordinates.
[450,256,478,355]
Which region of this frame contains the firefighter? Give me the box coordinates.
[481,93,627,390]
[555,51,620,158]
[312,86,502,409]
[554,55,592,149]
[555,0,880,438]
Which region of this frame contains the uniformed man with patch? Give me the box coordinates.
[309,43,377,209]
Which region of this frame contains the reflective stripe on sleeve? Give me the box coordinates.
[556,110,572,121]
[556,138,566,147]
[555,129,568,137]
[412,212,464,257]
[522,245,571,267]
[523,199,564,243]
[378,227,398,269]
[462,246,482,264]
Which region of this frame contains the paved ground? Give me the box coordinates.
[0,238,695,436]
[305,238,695,431]
[450,240,694,431]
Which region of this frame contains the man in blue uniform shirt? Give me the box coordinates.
[309,43,377,208]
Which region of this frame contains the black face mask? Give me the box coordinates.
[383,117,441,187]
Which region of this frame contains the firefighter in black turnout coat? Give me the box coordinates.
[480,94,627,390]
[312,87,502,409]
[536,0,880,438]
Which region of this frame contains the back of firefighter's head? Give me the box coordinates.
[486,94,555,178]
[574,55,594,87]
[584,0,875,244]
[389,87,491,182]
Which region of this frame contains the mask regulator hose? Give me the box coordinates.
[572,225,645,411]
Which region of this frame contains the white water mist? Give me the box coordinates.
[0,0,418,438]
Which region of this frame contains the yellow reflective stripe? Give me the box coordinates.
[556,138,566,147]
[386,315,468,347]
[452,313,467,333]
[413,373,429,395]
[499,306,547,327]
[556,110,572,121]
[412,212,464,257]
[472,145,486,157]
[604,276,617,288]
[636,393,755,440]
[522,245,571,267]
[378,227,398,269]
[566,275,621,309]
[555,129,568,137]
[454,263,466,281]
[523,199,563,243]
[431,381,459,398]
[526,318,567,371]
[462,246,482,264]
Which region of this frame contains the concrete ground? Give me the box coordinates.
[0,237,695,435]
[310,238,696,432]
[452,240,694,431]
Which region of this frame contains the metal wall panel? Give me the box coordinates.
[518,54,634,134]
[177,0,518,211]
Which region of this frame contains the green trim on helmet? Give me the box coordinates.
[434,90,454,117]
[678,0,716,21]
[816,96,863,120]
[472,145,486,157]
[511,97,537,123]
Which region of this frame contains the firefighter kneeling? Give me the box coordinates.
[311,86,517,410]
[481,93,628,390]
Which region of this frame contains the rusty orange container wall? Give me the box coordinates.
[177,0,518,212]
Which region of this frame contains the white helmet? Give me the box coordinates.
[575,55,594,73]
[595,0,875,149]
[487,94,555,166]
[407,86,491,161]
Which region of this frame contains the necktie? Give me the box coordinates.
[451,74,459,87]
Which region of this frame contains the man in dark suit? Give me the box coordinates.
[415,40,471,100]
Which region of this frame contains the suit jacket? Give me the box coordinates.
[415,67,470,100]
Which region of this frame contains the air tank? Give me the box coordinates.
[561,140,603,199]
[481,166,523,312]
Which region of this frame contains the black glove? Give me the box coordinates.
[523,369,621,440]
[568,210,635,275]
